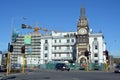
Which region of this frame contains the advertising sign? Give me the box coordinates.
[24,35,31,44]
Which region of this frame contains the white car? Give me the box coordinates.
[114,64,120,73]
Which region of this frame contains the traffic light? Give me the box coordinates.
[5,53,8,58]
[5,53,10,59]
[21,45,25,53]
[22,24,27,29]
[8,43,10,51]
[8,43,13,52]
[10,45,13,52]
[105,50,109,60]
[84,50,89,59]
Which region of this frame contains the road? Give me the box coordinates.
[0,69,120,80]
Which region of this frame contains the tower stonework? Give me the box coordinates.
[76,6,89,63]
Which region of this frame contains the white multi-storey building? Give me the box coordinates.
[40,34,53,64]
[89,31,106,64]
[51,31,76,62]
[39,31,76,64]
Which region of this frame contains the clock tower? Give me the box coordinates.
[76,6,89,63]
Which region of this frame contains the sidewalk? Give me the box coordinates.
[0,72,6,79]
[0,70,35,80]
[0,72,22,80]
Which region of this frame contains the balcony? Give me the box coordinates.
[52,57,72,60]
[52,43,75,46]
[52,49,73,53]
[94,57,99,60]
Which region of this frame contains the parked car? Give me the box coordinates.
[114,64,120,73]
[55,63,70,71]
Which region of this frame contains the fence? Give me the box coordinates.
[45,62,106,71]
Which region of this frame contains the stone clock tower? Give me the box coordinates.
[76,6,89,63]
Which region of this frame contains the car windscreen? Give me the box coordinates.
[115,65,120,68]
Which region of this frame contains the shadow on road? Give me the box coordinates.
[1,75,16,80]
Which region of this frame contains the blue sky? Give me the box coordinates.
[0,0,120,56]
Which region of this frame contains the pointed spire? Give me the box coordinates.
[80,5,86,17]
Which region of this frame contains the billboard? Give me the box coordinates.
[24,35,31,44]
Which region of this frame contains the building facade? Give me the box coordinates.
[89,32,106,64]
[51,31,76,63]
[11,34,41,67]
[10,6,106,67]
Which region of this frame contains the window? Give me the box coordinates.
[67,53,70,57]
[94,38,97,41]
[45,40,48,43]
[67,46,70,50]
[67,39,70,43]
[54,54,56,57]
[71,39,74,42]
[80,39,83,42]
[95,60,98,63]
[59,53,61,57]
[59,46,61,50]
[44,60,48,64]
[59,40,61,43]
[54,46,57,50]
[94,53,98,57]
[55,40,57,43]
[83,39,86,42]
[45,47,48,50]
[45,54,47,57]
[95,45,98,49]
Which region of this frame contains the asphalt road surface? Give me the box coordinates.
[0,69,120,80]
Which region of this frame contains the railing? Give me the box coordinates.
[52,43,75,46]
[52,49,73,53]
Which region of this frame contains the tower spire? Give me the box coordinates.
[80,5,86,17]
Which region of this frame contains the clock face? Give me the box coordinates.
[79,28,87,34]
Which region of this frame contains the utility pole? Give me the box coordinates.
[6,52,10,76]
[86,58,88,72]
[104,50,109,72]
[21,45,25,74]
[6,44,13,76]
